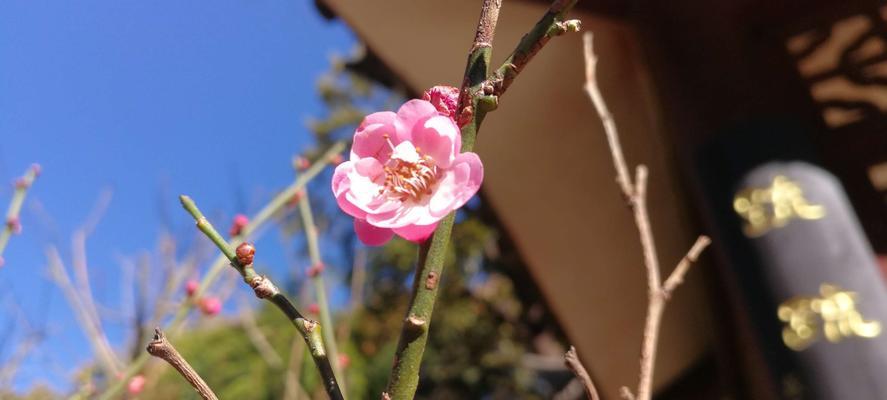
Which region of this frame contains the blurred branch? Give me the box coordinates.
[99,140,347,400]
[0,164,40,267]
[180,195,344,400]
[582,32,711,400]
[337,247,367,345]
[146,328,219,400]
[70,189,113,357]
[282,335,309,400]
[239,300,284,369]
[46,246,122,377]
[297,187,343,386]
[385,1,579,398]
[0,298,45,388]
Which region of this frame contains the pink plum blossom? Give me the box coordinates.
[332,99,483,246]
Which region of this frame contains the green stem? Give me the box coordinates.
[491,0,580,98]
[385,0,578,397]
[180,195,344,400]
[0,164,39,265]
[297,187,345,394]
[98,141,345,400]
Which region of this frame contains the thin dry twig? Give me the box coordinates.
[564,346,600,400]
[582,32,711,400]
[146,328,219,400]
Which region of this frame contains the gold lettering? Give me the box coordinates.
[734,176,825,237]
[778,284,881,351]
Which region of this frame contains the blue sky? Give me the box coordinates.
[0,0,356,392]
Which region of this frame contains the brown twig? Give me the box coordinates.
[565,346,600,400]
[146,328,219,400]
[582,32,712,400]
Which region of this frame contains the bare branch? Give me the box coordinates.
[564,346,600,400]
[582,31,711,400]
[582,34,632,197]
[146,328,219,400]
[662,236,712,297]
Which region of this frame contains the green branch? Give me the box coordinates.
[0,164,40,267]
[297,187,345,393]
[180,195,344,400]
[384,0,579,398]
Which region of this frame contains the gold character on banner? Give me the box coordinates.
[733,175,825,237]
[778,284,881,351]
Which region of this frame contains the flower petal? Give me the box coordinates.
[411,115,461,168]
[332,162,367,219]
[393,223,439,243]
[394,99,438,143]
[354,218,394,246]
[432,152,483,214]
[428,170,458,217]
[351,111,397,161]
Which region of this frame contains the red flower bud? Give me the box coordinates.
[307,303,320,315]
[199,297,222,316]
[185,280,199,297]
[286,190,305,208]
[229,214,249,237]
[306,262,324,278]
[295,156,310,171]
[6,217,21,235]
[338,354,351,369]
[127,375,146,395]
[422,85,460,119]
[236,242,255,266]
[329,154,344,166]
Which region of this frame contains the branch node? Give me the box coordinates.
[301,318,319,334]
[248,275,279,299]
[425,271,439,290]
[405,314,427,332]
[550,19,582,36]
